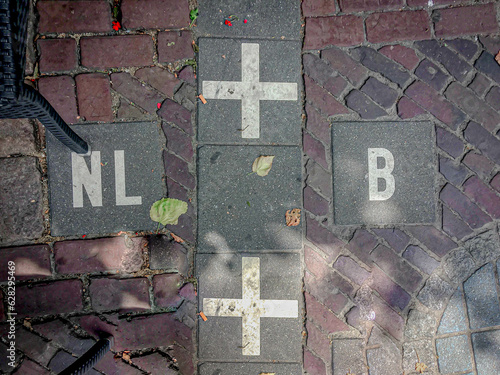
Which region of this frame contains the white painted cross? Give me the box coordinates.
[203,257,298,356]
[202,43,298,139]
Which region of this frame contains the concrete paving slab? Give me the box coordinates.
[46,122,164,236]
[198,38,302,145]
[332,121,436,225]
[197,145,302,252]
[196,0,300,40]
[197,253,302,361]
[472,330,500,374]
[198,362,302,374]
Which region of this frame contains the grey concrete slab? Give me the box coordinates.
[436,335,472,373]
[199,362,302,374]
[196,0,300,40]
[472,330,500,374]
[46,122,164,236]
[198,38,302,145]
[332,121,436,225]
[197,145,302,252]
[197,253,302,361]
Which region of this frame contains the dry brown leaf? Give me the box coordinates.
[23,319,32,330]
[286,208,301,226]
[171,232,184,243]
[121,351,132,364]
[415,361,427,373]
[495,50,500,66]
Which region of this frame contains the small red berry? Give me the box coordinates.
[244,19,248,23]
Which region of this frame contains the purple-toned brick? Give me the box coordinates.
[38,76,78,124]
[162,123,193,162]
[166,213,195,244]
[158,31,194,63]
[15,329,58,366]
[372,228,410,254]
[415,59,449,91]
[436,127,464,158]
[360,77,398,109]
[305,245,331,275]
[445,82,500,133]
[158,99,193,135]
[439,155,469,185]
[433,4,499,38]
[178,65,196,85]
[132,353,176,375]
[371,244,423,292]
[442,205,473,240]
[397,97,425,119]
[321,47,368,86]
[304,347,327,375]
[303,130,328,170]
[464,121,500,164]
[305,270,351,312]
[37,1,111,33]
[38,39,77,73]
[405,225,456,258]
[402,245,440,275]
[163,151,195,189]
[485,86,500,110]
[474,51,500,84]
[306,159,332,198]
[304,75,349,117]
[12,359,50,375]
[306,320,331,364]
[480,35,500,55]
[408,0,471,6]
[446,38,478,60]
[54,237,145,274]
[346,229,378,266]
[405,81,465,129]
[463,176,500,219]
[378,44,420,70]
[339,0,402,12]
[16,280,83,317]
[305,103,331,141]
[468,73,491,97]
[366,10,431,43]
[372,296,404,341]
[351,47,411,87]
[490,173,500,193]
[440,183,492,229]
[303,54,348,97]
[33,319,94,356]
[305,292,349,333]
[304,16,364,49]
[111,72,166,115]
[135,67,180,98]
[306,215,343,262]
[304,186,329,217]
[370,266,411,311]
[463,152,494,179]
[334,256,370,285]
[0,245,51,281]
[94,351,144,375]
[345,90,387,119]
[415,40,472,83]
[153,273,183,308]
[302,0,336,16]
[121,0,189,29]
[81,36,154,68]
[75,74,113,122]
[148,234,189,273]
[90,278,150,312]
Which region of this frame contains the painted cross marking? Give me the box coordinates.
[202,43,298,139]
[203,257,298,356]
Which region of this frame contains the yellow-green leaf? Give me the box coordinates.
[252,155,275,177]
[150,198,187,226]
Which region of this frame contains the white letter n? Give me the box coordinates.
[368,148,395,201]
[71,151,102,208]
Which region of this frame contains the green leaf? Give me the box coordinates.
[150,198,188,226]
[190,8,199,21]
[252,155,275,177]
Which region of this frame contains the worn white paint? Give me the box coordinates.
[114,150,142,206]
[202,43,298,138]
[368,148,395,201]
[72,151,102,208]
[203,257,298,356]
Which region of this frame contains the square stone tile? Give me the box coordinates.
[197,145,302,252]
[197,253,302,361]
[332,121,436,225]
[46,122,164,236]
[436,335,472,373]
[199,362,302,374]
[198,38,302,145]
[196,0,300,40]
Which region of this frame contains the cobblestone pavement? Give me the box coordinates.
[0,0,499,374]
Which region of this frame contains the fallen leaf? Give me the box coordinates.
[150,198,188,226]
[23,319,32,329]
[199,311,208,321]
[285,208,301,226]
[252,155,275,177]
[495,50,500,66]
[121,352,132,364]
[171,232,184,243]
[415,361,427,373]
[198,94,207,104]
